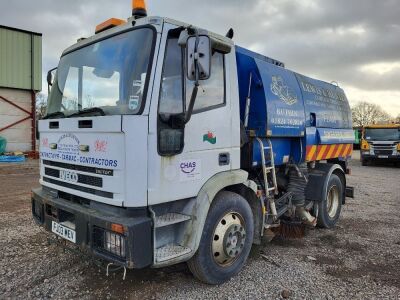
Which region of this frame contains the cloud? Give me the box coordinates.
[1,0,399,116]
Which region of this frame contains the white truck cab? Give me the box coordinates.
[33,14,248,283]
[41,16,240,208]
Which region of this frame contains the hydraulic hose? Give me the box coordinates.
[287,164,308,207]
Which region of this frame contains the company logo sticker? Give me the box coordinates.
[179,159,201,181]
[271,75,297,105]
[39,133,118,168]
[129,95,139,110]
[41,138,49,148]
[94,139,107,152]
[203,131,216,144]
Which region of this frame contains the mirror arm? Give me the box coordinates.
[184,83,199,124]
[184,28,200,124]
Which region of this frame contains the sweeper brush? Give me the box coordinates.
[272,219,306,239]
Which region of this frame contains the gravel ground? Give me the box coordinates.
[0,152,399,299]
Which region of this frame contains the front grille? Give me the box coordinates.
[59,191,91,207]
[373,146,394,150]
[374,150,393,155]
[44,167,103,187]
[42,160,113,176]
[43,177,113,199]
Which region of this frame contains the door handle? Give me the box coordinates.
[219,153,230,166]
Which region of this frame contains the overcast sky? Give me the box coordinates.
[1,0,399,116]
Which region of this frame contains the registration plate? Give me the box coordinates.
[52,221,76,243]
[378,155,388,158]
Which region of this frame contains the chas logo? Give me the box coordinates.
[180,161,196,174]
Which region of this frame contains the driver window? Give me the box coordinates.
[159,36,184,115]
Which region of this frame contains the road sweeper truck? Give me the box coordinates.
[32,1,354,284]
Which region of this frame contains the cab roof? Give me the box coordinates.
[62,16,233,57]
[364,124,400,129]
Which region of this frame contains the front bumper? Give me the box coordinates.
[31,187,152,269]
[361,153,400,162]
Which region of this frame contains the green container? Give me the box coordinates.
[0,136,6,154]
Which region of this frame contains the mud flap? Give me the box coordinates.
[345,186,354,198]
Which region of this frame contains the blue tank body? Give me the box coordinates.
[235,46,354,166]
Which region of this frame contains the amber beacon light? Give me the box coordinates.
[95,18,126,34]
[132,0,147,17]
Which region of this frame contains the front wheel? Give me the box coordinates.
[187,191,254,285]
[317,174,343,228]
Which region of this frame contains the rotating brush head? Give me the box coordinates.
[272,219,306,239]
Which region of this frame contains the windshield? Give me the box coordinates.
[365,128,400,141]
[47,28,154,117]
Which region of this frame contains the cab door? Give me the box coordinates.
[147,24,237,205]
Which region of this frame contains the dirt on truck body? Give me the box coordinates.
[1,153,400,299]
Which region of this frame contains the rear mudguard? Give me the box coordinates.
[305,163,346,204]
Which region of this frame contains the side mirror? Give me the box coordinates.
[36,120,40,140]
[46,67,57,94]
[186,35,211,81]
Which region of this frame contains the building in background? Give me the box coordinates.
[0,25,42,152]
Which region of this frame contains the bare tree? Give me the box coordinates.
[351,101,391,127]
[84,94,95,108]
[36,92,47,120]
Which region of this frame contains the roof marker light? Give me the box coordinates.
[95,18,126,34]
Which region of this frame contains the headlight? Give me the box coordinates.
[105,231,126,258]
[361,140,370,150]
[93,226,126,258]
[32,199,44,223]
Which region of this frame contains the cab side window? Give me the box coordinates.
[158,32,185,156]
[186,52,225,112]
[159,36,184,115]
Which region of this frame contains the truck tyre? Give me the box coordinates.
[317,174,343,228]
[361,159,368,166]
[187,191,254,285]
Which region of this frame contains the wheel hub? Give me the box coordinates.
[212,212,246,266]
[224,224,245,258]
[327,185,339,218]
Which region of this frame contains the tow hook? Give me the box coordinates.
[106,262,127,280]
[46,236,128,280]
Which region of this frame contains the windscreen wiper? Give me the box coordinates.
[68,107,106,118]
[43,111,65,119]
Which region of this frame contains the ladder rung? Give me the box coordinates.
[267,187,276,191]
[265,167,274,170]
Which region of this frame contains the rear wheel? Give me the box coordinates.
[187,191,254,285]
[317,174,343,228]
[361,158,368,166]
